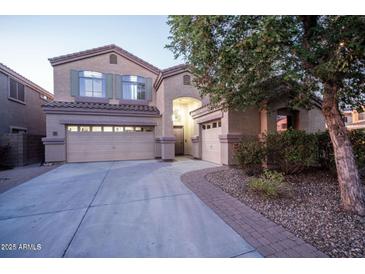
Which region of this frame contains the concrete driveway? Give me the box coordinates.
[0,158,261,258]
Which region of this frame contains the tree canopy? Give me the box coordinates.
[167,16,365,111]
[167,15,365,215]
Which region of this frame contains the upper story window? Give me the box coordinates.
[110,54,118,64]
[9,78,25,102]
[183,74,191,85]
[79,71,106,98]
[122,75,145,100]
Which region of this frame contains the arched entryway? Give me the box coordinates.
[172,97,202,156]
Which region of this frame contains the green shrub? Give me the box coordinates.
[317,129,365,173]
[234,129,365,176]
[316,131,336,172]
[247,169,286,198]
[265,130,319,174]
[350,130,365,169]
[235,139,266,175]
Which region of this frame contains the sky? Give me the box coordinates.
[0,16,183,93]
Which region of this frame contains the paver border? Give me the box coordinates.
[181,166,328,258]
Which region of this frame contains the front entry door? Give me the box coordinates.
[173,126,184,155]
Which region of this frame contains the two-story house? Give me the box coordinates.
[0,63,53,135]
[43,44,325,165]
[343,108,365,131]
[0,63,53,166]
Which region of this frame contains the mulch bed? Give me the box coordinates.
[205,168,365,258]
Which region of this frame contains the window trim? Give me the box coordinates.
[78,71,106,98]
[8,77,26,105]
[121,75,146,101]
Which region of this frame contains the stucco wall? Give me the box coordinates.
[0,71,48,135]
[228,107,261,137]
[154,72,203,159]
[53,53,158,104]
[157,72,202,138]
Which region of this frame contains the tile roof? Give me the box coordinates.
[161,64,189,74]
[48,44,161,74]
[154,64,191,90]
[0,63,53,98]
[43,101,160,115]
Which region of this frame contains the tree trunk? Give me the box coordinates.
[322,82,365,216]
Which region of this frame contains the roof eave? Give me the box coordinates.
[48,46,160,75]
[0,63,53,99]
[154,66,191,90]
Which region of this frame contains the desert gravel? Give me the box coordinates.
[206,168,365,258]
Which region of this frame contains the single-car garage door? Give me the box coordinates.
[66,125,155,163]
[201,120,221,164]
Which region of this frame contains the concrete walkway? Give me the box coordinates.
[0,159,261,258]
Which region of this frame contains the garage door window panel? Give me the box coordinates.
[92,126,102,132]
[67,125,78,132]
[114,126,124,132]
[103,126,113,132]
[80,126,91,132]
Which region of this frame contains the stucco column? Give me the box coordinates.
[260,108,276,138]
[191,136,201,159]
[160,136,176,161]
[219,133,243,165]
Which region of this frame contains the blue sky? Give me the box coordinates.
[0,16,182,92]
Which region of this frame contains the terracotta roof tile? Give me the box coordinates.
[43,101,160,115]
[161,64,189,74]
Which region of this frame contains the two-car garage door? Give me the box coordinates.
[66,125,155,163]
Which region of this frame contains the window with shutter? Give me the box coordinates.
[78,71,106,98]
[121,75,146,100]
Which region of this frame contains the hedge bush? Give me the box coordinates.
[235,139,266,175]
[265,130,319,174]
[234,129,365,175]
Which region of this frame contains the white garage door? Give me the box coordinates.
[66,125,155,163]
[201,120,221,164]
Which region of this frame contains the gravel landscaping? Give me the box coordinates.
[205,167,365,258]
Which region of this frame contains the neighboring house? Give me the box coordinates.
[343,108,365,131]
[43,44,325,165]
[0,63,53,135]
[0,63,53,166]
